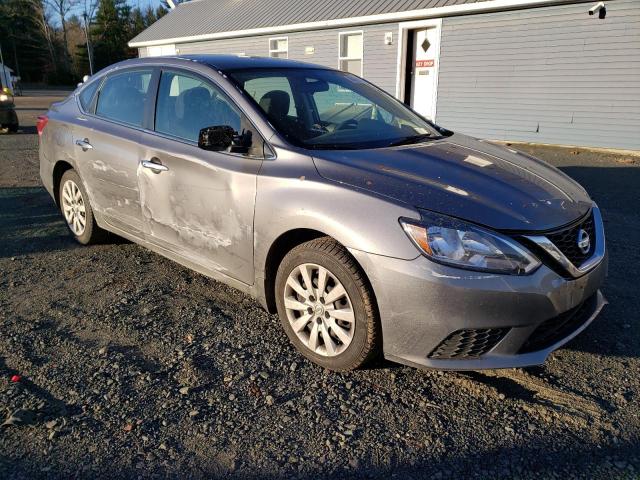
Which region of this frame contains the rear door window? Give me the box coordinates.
[95,70,152,127]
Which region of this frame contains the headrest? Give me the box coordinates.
[176,87,210,119]
[259,90,290,120]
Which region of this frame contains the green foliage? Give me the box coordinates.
[91,0,133,69]
[0,0,51,83]
[91,0,168,71]
[0,0,169,84]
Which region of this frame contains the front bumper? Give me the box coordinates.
[350,248,608,370]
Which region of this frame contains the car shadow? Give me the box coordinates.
[0,187,77,258]
[0,429,636,479]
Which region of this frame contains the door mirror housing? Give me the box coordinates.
[198,125,253,154]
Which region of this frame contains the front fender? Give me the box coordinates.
[253,148,421,283]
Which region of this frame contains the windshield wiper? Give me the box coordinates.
[387,133,435,147]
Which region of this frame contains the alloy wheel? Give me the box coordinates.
[61,179,86,236]
[283,263,355,357]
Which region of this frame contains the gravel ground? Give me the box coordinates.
[0,93,639,480]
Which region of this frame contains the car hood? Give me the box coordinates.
[311,133,592,231]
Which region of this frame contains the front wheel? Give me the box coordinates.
[275,237,380,371]
[59,169,108,245]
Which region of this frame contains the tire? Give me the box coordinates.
[275,237,380,371]
[8,123,18,133]
[59,169,108,245]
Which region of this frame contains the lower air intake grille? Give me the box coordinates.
[428,328,509,359]
[519,293,598,353]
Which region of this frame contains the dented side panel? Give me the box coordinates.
[137,132,261,285]
[72,117,145,236]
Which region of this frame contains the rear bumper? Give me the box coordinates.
[350,248,608,370]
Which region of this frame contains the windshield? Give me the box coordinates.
[227,68,450,150]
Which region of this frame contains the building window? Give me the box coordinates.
[269,37,288,58]
[338,31,363,76]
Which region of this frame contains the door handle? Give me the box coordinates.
[141,159,169,173]
[75,138,93,151]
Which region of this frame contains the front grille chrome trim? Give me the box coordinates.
[524,204,605,278]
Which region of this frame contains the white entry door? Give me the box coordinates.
[409,27,439,120]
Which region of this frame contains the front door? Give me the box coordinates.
[408,27,439,120]
[138,69,263,284]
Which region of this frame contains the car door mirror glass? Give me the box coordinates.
[231,129,253,154]
[198,125,235,151]
[198,126,254,154]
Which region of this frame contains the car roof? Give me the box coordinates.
[106,54,333,74]
[181,54,332,71]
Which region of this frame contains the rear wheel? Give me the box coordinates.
[8,123,18,133]
[59,169,107,245]
[275,237,380,371]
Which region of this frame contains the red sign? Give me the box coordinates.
[416,59,434,68]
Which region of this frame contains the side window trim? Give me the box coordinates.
[143,68,161,131]
[77,76,106,115]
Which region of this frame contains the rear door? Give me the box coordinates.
[137,68,264,284]
[73,68,155,237]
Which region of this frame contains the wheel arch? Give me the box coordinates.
[262,228,381,323]
[52,160,75,207]
[263,228,326,314]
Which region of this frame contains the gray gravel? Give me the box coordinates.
[0,93,639,479]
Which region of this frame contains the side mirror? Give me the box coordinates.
[198,125,253,154]
[198,125,235,151]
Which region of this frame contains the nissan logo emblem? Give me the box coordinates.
[577,229,591,254]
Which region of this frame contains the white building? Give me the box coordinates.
[130,0,640,151]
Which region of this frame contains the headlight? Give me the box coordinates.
[0,94,8,102]
[400,211,541,275]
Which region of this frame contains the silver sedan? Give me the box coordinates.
[39,55,607,371]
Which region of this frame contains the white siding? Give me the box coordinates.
[436,0,640,150]
[175,24,400,94]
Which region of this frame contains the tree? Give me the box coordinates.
[91,0,133,70]
[0,0,52,82]
[44,0,77,71]
[67,15,89,75]
[80,0,98,74]
[130,6,145,36]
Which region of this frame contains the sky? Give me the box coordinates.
[62,0,166,23]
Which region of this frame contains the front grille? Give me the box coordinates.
[519,293,598,353]
[546,212,596,267]
[428,328,508,359]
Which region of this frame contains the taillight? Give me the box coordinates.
[37,115,48,137]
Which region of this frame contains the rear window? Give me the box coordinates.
[78,80,100,112]
[95,70,152,127]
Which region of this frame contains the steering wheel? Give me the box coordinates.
[311,120,331,132]
[337,119,359,130]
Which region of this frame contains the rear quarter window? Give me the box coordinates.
[78,80,100,112]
